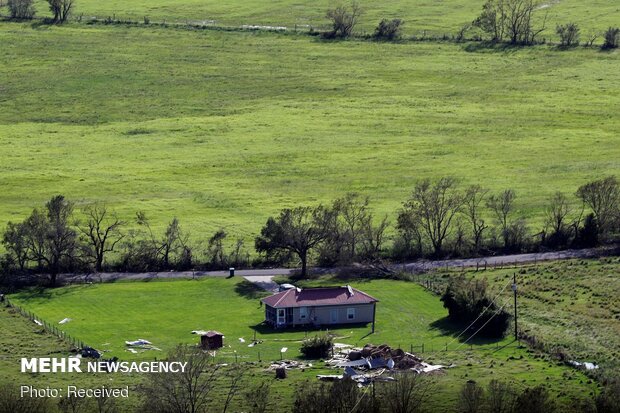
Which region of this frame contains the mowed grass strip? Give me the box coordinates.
[0,24,618,240]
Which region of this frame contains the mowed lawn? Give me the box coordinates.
[0,24,618,240]
[17,0,620,38]
[9,277,456,361]
[8,276,600,409]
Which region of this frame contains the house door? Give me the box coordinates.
[277,309,286,326]
[330,309,338,324]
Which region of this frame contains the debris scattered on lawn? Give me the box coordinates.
[125,339,161,351]
[33,319,43,326]
[191,330,209,335]
[248,340,263,347]
[80,346,101,359]
[569,360,599,370]
[323,343,446,383]
[280,347,288,353]
[126,339,151,346]
[59,318,72,324]
[267,360,313,371]
[239,338,246,343]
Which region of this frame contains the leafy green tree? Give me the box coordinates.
[256,205,335,278]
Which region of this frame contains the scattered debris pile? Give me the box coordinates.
[267,359,313,371]
[125,339,161,353]
[323,343,445,382]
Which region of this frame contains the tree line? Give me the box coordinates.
[1,176,618,284]
[5,0,619,49]
[324,0,619,49]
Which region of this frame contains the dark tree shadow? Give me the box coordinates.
[249,321,370,335]
[462,41,524,54]
[429,316,504,345]
[234,280,269,300]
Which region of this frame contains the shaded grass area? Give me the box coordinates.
[7,275,599,410]
[9,0,620,39]
[0,24,618,242]
[416,257,620,379]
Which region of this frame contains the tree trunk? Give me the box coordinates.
[300,251,308,278]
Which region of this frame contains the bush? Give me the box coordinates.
[7,0,35,19]
[324,2,362,39]
[441,276,511,338]
[374,19,403,40]
[0,384,51,413]
[300,334,333,359]
[515,385,556,413]
[293,378,373,413]
[556,23,580,47]
[458,381,485,413]
[602,27,620,49]
[596,377,620,413]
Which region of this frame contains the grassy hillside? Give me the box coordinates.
[417,257,620,378]
[0,23,618,240]
[8,276,599,410]
[8,0,619,38]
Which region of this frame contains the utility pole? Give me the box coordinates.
[512,272,518,343]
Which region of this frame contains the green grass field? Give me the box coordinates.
[7,0,618,39]
[1,23,618,241]
[7,275,601,410]
[414,257,620,379]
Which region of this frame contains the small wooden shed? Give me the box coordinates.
[200,331,224,349]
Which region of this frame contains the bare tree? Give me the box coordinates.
[136,213,189,269]
[47,0,73,23]
[463,185,489,253]
[458,381,485,413]
[486,380,517,413]
[378,372,435,413]
[243,381,271,413]
[333,193,371,260]
[79,203,125,272]
[221,369,245,413]
[487,189,516,249]
[359,215,389,261]
[255,205,335,278]
[7,0,35,19]
[396,206,424,258]
[325,1,362,38]
[576,176,619,236]
[544,192,572,241]
[474,0,547,44]
[138,345,220,413]
[402,177,463,257]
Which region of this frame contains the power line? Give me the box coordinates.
[454,304,507,350]
[446,279,513,347]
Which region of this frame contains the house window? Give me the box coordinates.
[277,308,286,325]
[347,308,356,320]
[299,307,308,320]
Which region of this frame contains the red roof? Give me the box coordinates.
[262,286,378,308]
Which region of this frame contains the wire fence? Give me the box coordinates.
[4,296,89,350]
